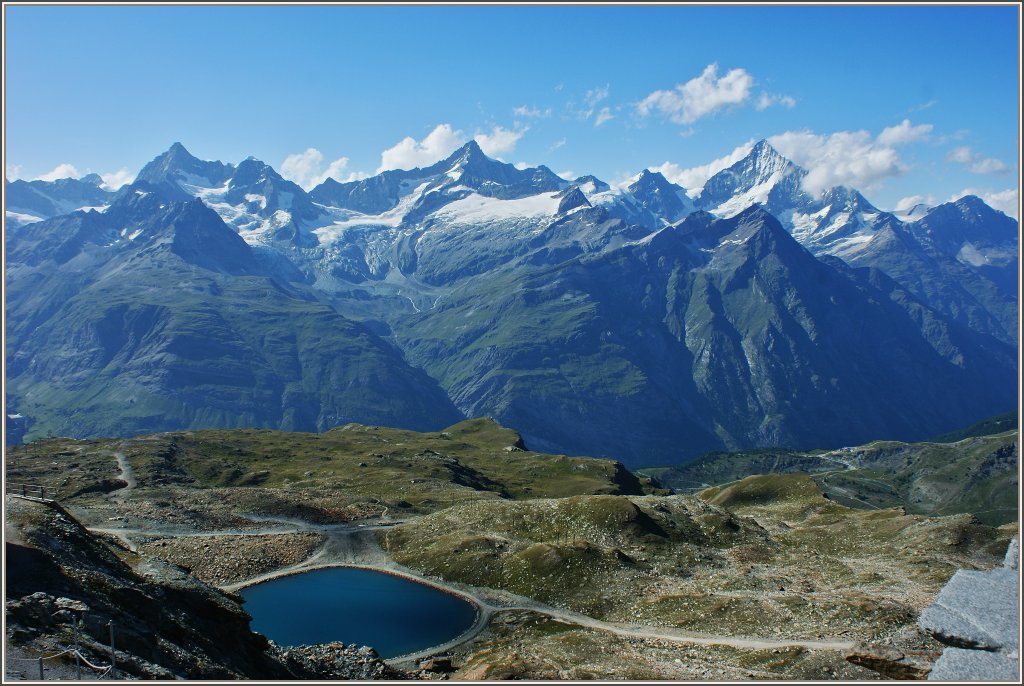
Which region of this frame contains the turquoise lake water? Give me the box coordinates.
[239,566,478,658]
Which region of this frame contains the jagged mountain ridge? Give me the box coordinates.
[4,140,1017,463]
[5,175,113,229]
[5,188,462,440]
[390,206,1014,463]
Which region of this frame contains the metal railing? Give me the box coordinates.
[5,482,53,502]
[5,621,118,680]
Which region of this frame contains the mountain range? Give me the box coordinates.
[4,139,1018,465]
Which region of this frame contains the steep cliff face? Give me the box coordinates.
[3,498,404,680]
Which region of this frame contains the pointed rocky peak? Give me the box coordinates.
[574,175,610,193]
[727,139,797,185]
[677,210,717,233]
[696,140,805,214]
[730,204,798,248]
[230,157,285,187]
[735,202,780,227]
[439,140,495,179]
[628,169,693,223]
[451,139,487,164]
[950,194,1004,218]
[424,140,566,200]
[157,141,203,169]
[919,195,1012,227]
[101,181,257,274]
[80,173,104,187]
[135,142,234,193]
[630,169,679,195]
[912,195,1018,251]
[749,138,789,166]
[821,185,877,213]
[557,186,592,214]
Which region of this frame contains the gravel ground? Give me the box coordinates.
[137,532,324,585]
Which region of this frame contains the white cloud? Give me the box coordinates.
[513,161,531,171]
[946,146,974,164]
[649,139,755,194]
[594,107,614,127]
[574,85,612,121]
[100,169,135,191]
[951,188,1019,219]
[936,129,970,145]
[876,119,933,146]
[36,163,80,182]
[549,138,567,152]
[6,163,22,180]
[280,148,359,189]
[946,146,1011,175]
[768,128,908,195]
[513,105,551,118]
[556,169,575,181]
[584,84,610,108]
[281,149,325,185]
[893,194,936,213]
[969,157,1010,175]
[908,99,938,113]
[755,92,797,111]
[636,63,754,125]
[474,125,527,158]
[378,124,468,173]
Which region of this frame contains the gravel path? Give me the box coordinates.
[95,511,858,664]
[221,520,858,662]
[110,452,136,504]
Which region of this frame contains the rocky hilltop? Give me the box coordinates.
[4,497,406,680]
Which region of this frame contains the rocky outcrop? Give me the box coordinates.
[845,643,933,680]
[279,642,407,680]
[920,537,1019,681]
[3,497,409,680]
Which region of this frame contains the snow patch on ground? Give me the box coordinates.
[177,172,214,188]
[710,173,783,218]
[827,232,877,259]
[5,210,45,225]
[790,207,831,241]
[245,193,268,210]
[314,181,433,244]
[955,241,1015,268]
[434,192,560,224]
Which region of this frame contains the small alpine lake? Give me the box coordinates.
[239,566,479,659]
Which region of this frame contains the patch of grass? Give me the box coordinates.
[660,431,1017,526]
[5,419,643,519]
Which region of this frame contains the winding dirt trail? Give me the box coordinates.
[113,452,137,494]
[215,520,857,663]
[91,506,857,662]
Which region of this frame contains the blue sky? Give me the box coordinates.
[4,3,1020,215]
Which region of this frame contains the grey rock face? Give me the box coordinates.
[1004,537,1019,571]
[928,648,1018,681]
[922,537,1020,681]
[919,567,1018,651]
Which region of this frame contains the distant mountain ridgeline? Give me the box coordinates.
[4,140,1017,465]
[645,412,1018,526]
